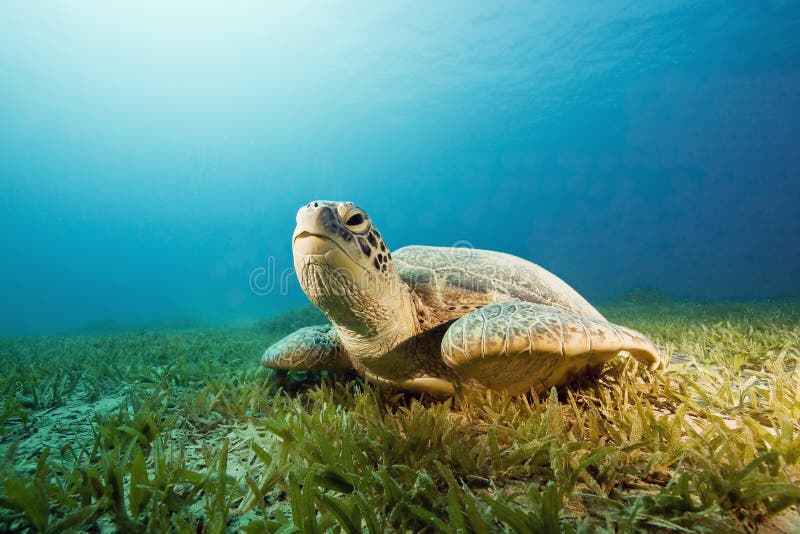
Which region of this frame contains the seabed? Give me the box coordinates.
[1,299,799,532]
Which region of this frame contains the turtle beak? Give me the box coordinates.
[292,230,314,244]
[292,201,356,266]
[294,202,323,236]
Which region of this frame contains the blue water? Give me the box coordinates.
[1,1,798,336]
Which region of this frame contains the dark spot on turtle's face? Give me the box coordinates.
[381,264,387,272]
[367,233,377,248]
[373,257,380,270]
[380,242,386,252]
[358,237,371,257]
[336,225,353,243]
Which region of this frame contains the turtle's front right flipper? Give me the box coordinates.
[261,324,352,371]
[441,300,664,395]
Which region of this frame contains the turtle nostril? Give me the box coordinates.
[312,201,319,208]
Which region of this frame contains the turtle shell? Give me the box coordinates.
[392,245,604,328]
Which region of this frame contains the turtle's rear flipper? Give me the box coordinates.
[262,324,352,371]
[441,299,664,395]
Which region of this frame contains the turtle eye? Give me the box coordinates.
[342,206,370,233]
[346,213,364,226]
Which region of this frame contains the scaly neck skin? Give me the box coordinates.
[301,258,420,379]
[334,285,419,378]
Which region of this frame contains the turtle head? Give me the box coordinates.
[292,201,410,341]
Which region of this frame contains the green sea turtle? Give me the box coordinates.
[262,201,665,396]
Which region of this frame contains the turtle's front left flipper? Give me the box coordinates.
[441,299,664,395]
[262,324,352,371]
